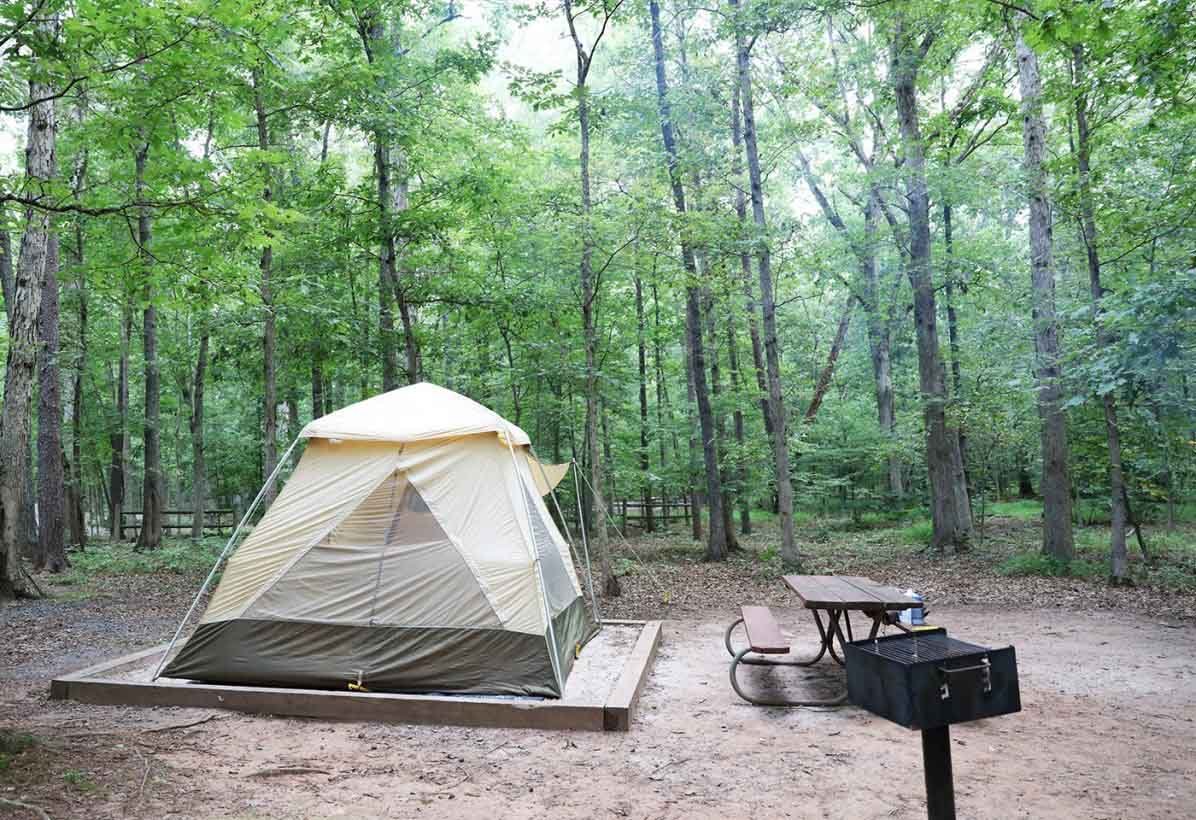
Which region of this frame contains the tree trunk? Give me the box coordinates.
[190,329,209,539]
[862,193,904,498]
[135,138,163,552]
[726,312,751,535]
[729,86,772,440]
[312,352,326,419]
[36,231,67,571]
[731,0,796,563]
[1072,43,1128,583]
[1018,22,1076,564]
[649,0,726,561]
[635,276,655,532]
[703,288,739,552]
[943,201,970,493]
[1,73,56,599]
[890,20,972,552]
[253,72,279,507]
[68,135,88,549]
[109,306,130,539]
[803,296,854,424]
[564,0,618,595]
[684,331,702,542]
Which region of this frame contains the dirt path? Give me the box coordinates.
[3,603,1194,819]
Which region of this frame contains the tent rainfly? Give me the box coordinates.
[162,383,595,698]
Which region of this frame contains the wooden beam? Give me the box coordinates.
[604,620,663,731]
[50,623,662,733]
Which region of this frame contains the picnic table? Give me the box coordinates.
[725,574,922,707]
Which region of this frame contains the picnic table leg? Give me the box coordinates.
[725,617,827,668]
[728,648,849,708]
[826,609,850,666]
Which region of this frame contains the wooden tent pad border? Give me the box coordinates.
[50,620,663,733]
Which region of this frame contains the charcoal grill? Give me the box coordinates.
[845,628,1021,820]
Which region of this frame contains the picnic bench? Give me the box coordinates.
[726,575,923,707]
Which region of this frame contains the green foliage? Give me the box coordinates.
[65,539,224,583]
[896,519,935,546]
[62,769,97,792]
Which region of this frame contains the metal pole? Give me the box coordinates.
[921,726,956,820]
[151,435,302,680]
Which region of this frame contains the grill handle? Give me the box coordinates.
[937,656,992,700]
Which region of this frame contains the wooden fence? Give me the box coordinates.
[613,498,693,531]
[119,509,235,540]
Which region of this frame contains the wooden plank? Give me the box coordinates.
[603,620,663,731]
[740,606,789,654]
[783,574,920,610]
[839,575,917,609]
[53,676,607,732]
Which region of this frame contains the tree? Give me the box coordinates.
[649,0,727,561]
[563,0,625,594]
[888,11,973,552]
[729,0,798,565]
[1014,14,1074,561]
[1,56,57,599]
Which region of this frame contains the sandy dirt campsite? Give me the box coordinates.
[4,537,1196,820]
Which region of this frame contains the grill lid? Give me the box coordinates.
[857,632,989,664]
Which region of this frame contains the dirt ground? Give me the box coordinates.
[4,588,1195,819]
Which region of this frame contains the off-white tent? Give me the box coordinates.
[162,383,595,698]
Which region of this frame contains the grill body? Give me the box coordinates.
[845,628,1021,730]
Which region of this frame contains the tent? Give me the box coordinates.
[161,383,596,698]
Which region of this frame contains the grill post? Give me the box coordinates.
[921,726,956,820]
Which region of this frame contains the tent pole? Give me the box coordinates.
[151,435,302,681]
[571,459,601,624]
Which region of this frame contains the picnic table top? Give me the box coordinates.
[782,574,917,610]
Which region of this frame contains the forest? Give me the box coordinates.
[1,0,1194,602]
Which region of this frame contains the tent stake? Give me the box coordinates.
[151,435,302,681]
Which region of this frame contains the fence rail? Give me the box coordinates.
[119,509,235,539]
[613,498,692,530]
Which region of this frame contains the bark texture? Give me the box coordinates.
[135,138,163,551]
[1,74,56,599]
[1016,23,1074,561]
[36,231,67,571]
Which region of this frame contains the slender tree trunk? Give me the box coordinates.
[564,0,618,595]
[2,72,56,599]
[635,276,655,533]
[729,87,772,440]
[1,233,39,558]
[863,194,903,498]
[649,0,726,561]
[703,288,739,551]
[135,138,163,552]
[726,313,751,535]
[109,306,130,539]
[1018,14,1075,563]
[803,296,854,425]
[684,331,702,541]
[36,231,67,571]
[358,15,402,392]
[312,352,326,419]
[652,284,674,504]
[189,329,208,539]
[253,72,279,506]
[1072,44,1128,583]
[68,132,88,549]
[731,0,796,563]
[943,200,970,493]
[891,20,972,552]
